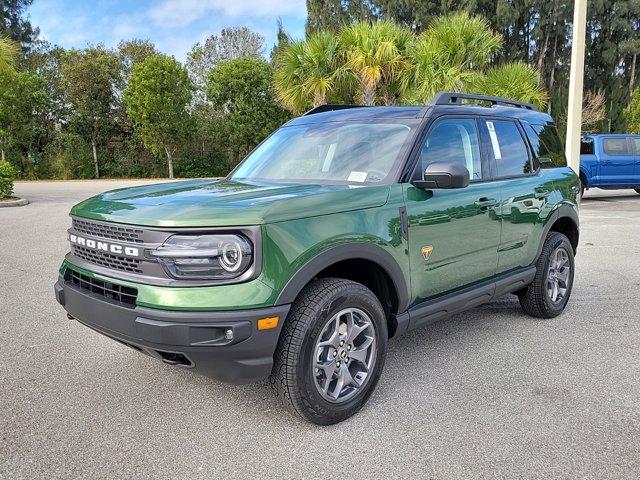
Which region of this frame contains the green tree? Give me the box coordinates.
[187,27,264,101]
[125,54,193,178]
[207,58,290,166]
[340,20,413,105]
[405,12,502,102]
[61,46,121,178]
[306,0,376,34]
[0,0,38,47]
[625,87,640,133]
[0,36,18,76]
[118,39,158,83]
[0,71,49,168]
[273,31,346,114]
[469,62,548,108]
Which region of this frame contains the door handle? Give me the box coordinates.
[474,198,497,209]
[534,190,549,199]
[602,160,613,165]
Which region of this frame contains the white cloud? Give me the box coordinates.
[149,0,306,28]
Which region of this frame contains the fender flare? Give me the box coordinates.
[535,203,580,260]
[275,242,409,313]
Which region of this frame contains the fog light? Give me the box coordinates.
[224,328,234,341]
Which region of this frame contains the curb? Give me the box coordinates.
[0,197,29,208]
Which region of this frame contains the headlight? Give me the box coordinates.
[150,234,253,280]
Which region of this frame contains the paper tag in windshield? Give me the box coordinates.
[486,121,502,160]
[348,171,368,183]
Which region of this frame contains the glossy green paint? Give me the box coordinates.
[403,167,578,306]
[61,165,578,314]
[70,179,390,227]
[60,259,278,311]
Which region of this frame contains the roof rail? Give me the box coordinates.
[302,104,366,116]
[431,92,538,111]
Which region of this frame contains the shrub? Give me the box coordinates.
[44,132,94,180]
[0,160,16,198]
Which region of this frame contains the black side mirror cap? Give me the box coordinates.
[412,161,470,190]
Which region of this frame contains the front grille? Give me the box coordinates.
[66,269,138,306]
[72,218,144,244]
[72,244,142,274]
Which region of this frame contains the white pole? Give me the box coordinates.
[565,0,588,174]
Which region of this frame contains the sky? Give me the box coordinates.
[27,0,308,59]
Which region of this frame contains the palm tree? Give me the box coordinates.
[405,13,502,103]
[469,62,548,109]
[0,37,19,77]
[340,20,413,106]
[273,31,345,114]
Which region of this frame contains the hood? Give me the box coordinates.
[70,179,390,227]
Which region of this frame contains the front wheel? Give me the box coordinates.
[518,232,575,318]
[270,278,387,425]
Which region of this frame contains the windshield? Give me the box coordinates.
[229,121,417,185]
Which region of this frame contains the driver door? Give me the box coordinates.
[403,116,501,305]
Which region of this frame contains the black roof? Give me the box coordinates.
[286,92,554,126]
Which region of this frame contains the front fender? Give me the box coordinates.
[274,242,409,312]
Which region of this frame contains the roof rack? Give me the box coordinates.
[431,92,538,111]
[302,104,366,116]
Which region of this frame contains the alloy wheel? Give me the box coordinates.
[313,308,377,403]
[547,247,571,303]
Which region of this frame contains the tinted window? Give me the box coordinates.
[486,120,531,176]
[633,138,640,153]
[580,138,594,155]
[603,138,630,155]
[524,123,567,168]
[418,118,482,180]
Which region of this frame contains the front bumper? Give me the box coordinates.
[54,275,290,384]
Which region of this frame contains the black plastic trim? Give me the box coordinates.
[55,276,291,383]
[275,242,409,313]
[407,266,536,331]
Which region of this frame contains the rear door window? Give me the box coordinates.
[603,138,631,155]
[485,119,532,177]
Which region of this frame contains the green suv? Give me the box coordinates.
[54,93,580,425]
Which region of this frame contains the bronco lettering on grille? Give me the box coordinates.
[68,233,140,257]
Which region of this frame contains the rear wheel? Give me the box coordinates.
[518,232,575,318]
[270,278,387,425]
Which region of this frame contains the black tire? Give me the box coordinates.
[580,180,585,199]
[518,232,575,318]
[269,278,388,425]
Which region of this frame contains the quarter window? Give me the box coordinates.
[418,118,483,180]
[603,138,630,155]
[486,120,531,176]
[524,122,567,168]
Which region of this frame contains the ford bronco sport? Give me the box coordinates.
[55,92,580,425]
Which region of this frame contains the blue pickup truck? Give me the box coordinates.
[580,134,640,196]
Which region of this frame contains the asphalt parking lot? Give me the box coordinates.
[1,180,639,479]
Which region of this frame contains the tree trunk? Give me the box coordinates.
[164,145,174,179]
[362,83,376,106]
[91,139,99,179]
[630,52,637,98]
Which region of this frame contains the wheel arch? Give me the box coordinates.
[275,243,409,338]
[537,204,580,258]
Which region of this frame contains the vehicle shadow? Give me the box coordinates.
[157,294,542,427]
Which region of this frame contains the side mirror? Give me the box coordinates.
[412,161,470,190]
